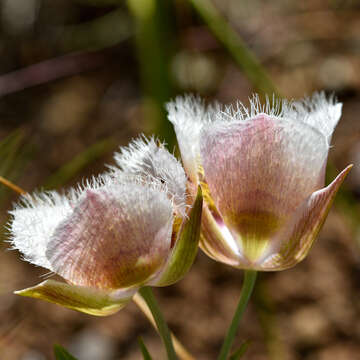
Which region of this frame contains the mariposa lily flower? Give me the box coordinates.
[9,137,202,315]
[167,93,352,271]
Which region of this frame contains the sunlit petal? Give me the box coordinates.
[9,191,73,270]
[47,184,174,289]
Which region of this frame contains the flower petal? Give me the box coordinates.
[15,279,134,316]
[113,136,187,214]
[8,174,114,271]
[199,206,246,266]
[166,95,219,183]
[9,191,72,270]
[153,186,203,286]
[200,114,329,261]
[285,92,342,144]
[46,184,174,290]
[260,165,352,270]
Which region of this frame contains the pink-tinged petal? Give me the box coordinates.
[200,114,329,261]
[260,165,352,270]
[15,279,135,316]
[46,184,174,290]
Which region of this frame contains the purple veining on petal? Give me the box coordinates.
[259,165,352,270]
[200,114,329,256]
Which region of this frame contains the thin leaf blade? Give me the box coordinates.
[229,340,251,360]
[138,337,153,360]
[54,344,78,360]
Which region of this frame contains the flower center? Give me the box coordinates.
[226,210,284,262]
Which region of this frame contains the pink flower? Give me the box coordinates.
[9,137,202,315]
[167,93,352,270]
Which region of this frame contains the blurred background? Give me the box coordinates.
[0,0,359,359]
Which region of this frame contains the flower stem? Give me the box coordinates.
[133,293,194,360]
[138,286,177,360]
[217,270,257,360]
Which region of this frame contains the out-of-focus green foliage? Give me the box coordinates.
[229,340,251,360]
[54,344,78,360]
[127,0,176,149]
[60,9,132,52]
[0,130,32,203]
[44,137,116,190]
[188,0,279,96]
[253,276,286,360]
[73,0,122,6]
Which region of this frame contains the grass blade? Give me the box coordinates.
[54,344,78,360]
[138,337,153,360]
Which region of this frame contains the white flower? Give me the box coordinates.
[167,93,351,270]
[9,137,202,315]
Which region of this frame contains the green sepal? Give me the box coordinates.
[15,279,133,316]
[155,186,203,286]
[54,344,78,360]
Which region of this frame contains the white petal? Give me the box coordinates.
[166,95,220,182]
[285,92,342,144]
[211,92,341,145]
[8,173,116,270]
[112,136,187,215]
[9,191,73,270]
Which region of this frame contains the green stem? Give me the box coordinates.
[139,286,177,360]
[188,0,279,96]
[217,270,257,360]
